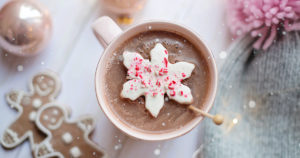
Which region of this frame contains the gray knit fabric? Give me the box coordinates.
[195,32,300,158]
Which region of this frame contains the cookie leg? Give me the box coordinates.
[1,128,21,148]
[1,117,30,148]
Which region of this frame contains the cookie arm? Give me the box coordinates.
[77,116,96,133]
[6,90,23,111]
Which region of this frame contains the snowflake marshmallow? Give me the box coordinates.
[121,43,195,117]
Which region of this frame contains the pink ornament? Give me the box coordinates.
[227,0,300,50]
[0,0,52,56]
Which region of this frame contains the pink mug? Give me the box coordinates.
[92,16,217,141]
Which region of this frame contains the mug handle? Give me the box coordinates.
[92,16,122,48]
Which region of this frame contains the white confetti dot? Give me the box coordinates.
[236,30,242,35]
[154,148,160,156]
[219,51,227,59]
[114,144,122,150]
[249,100,256,108]
[148,26,152,30]
[17,65,24,72]
[232,118,238,124]
[155,39,159,42]
[93,152,96,156]
[162,122,166,126]
[41,61,45,65]
[4,53,8,57]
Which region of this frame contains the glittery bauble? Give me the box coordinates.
[0,0,52,56]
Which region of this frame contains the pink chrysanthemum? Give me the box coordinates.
[227,0,300,50]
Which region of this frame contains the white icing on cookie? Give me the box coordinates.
[52,109,59,115]
[47,118,63,130]
[50,118,56,123]
[77,122,92,131]
[32,98,42,109]
[121,43,195,117]
[62,132,73,144]
[43,115,49,121]
[70,146,81,157]
[4,129,19,143]
[35,85,52,96]
[29,111,37,121]
[22,96,31,105]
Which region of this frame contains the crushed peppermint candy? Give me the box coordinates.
[121,43,195,117]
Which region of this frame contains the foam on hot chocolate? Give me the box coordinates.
[121,43,195,117]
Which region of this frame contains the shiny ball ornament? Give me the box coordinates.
[0,0,52,56]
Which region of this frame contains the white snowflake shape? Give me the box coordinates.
[121,43,195,117]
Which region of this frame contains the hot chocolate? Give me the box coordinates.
[103,31,211,132]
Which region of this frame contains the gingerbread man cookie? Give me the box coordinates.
[1,71,61,150]
[34,104,106,158]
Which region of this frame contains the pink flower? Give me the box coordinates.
[227,0,300,50]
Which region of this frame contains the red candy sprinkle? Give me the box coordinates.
[168,83,174,90]
[184,94,188,98]
[182,73,186,77]
[164,57,168,67]
[159,68,164,76]
[172,80,176,84]
[135,65,139,70]
[163,68,168,73]
[180,91,183,96]
[153,92,158,96]
[156,80,161,87]
[164,76,169,81]
[139,75,143,79]
[141,80,146,85]
[135,72,139,77]
[164,50,168,54]
[170,90,176,96]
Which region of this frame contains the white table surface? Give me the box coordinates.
[0,0,231,157]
